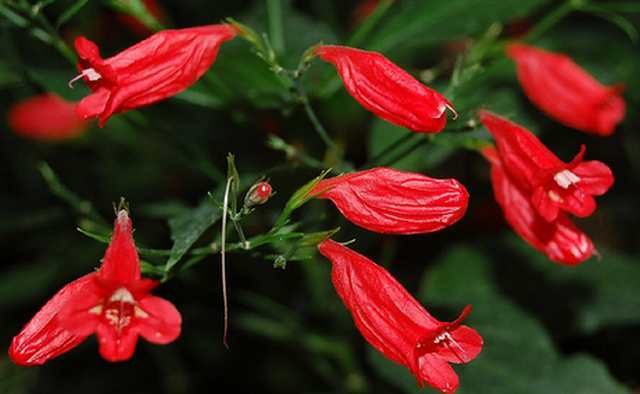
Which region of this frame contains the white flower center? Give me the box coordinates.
[553,169,581,189]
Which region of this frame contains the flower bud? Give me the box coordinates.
[244,181,273,208]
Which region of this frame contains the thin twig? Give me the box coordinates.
[220,177,233,349]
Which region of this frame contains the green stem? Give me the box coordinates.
[361,132,419,169]
[347,0,394,47]
[266,0,285,54]
[379,135,430,167]
[296,80,337,150]
[526,0,584,41]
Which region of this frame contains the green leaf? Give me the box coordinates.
[506,238,640,335]
[164,191,223,273]
[274,169,331,228]
[55,0,89,28]
[369,245,628,394]
[103,0,164,31]
[367,0,552,54]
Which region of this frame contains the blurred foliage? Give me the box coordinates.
[1,0,639,393]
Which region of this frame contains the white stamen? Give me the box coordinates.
[134,306,149,319]
[89,305,103,315]
[109,287,135,303]
[553,169,581,189]
[548,190,562,202]
[68,68,102,88]
[445,102,458,120]
[435,332,468,362]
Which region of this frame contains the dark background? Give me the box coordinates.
[1,0,639,393]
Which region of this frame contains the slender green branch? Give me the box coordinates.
[220,177,233,348]
[266,0,285,54]
[526,0,584,41]
[361,133,419,169]
[348,0,394,47]
[295,80,336,150]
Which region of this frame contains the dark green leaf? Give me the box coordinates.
[368,245,628,394]
[165,191,223,273]
[367,0,552,54]
[55,0,89,28]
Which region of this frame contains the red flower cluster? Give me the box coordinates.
[316,45,456,133]
[9,210,181,364]
[507,43,626,136]
[7,94,88,141]
[309,167,468,234]
[480,111,614,265]
[319,240,482,393]
[73,24,236,126]
[5,11,626,394]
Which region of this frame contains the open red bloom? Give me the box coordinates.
[72,24,236,126]
[316,45,456,133]
[7,94,88,141]
[480,110,613,222]
[308,167,468,234]
[319,240,482,393]
[9,210,181,365]
[482,147,594,265]
[506,43,626,136]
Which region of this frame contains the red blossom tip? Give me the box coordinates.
[318,239,483,393]
[505,42,626,136]
[317,45,454,133]
[73,24,237,125]
[309,168,469,234]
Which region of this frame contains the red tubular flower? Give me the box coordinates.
[482,147,594,265]
[506,43,626,136]
[316,45,456,133]
[308,167,468,234]
[72,24,237,126]
[480,110,613,223]
[9,210,181,364]
[318,239,483,393]
[7,94,88,141]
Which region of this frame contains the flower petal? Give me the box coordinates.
[98,210,140,284]
[96,324,139,362]
[531,186,561,222]
[76,87,111,121]
[418,354,460,394]
[316,45,452,133]
[484,147,594,265]
[135,295,182,344]
[8,274,96,366]
[573,160,614,196]
[310,167,468,234]
[479,110,563,189]
[506,43,626,136]
[8,94,88,141]
[439,325,484,364]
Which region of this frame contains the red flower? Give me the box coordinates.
[316,45,456,133]
[506,43,626,136]
[318,239,483,393]
[72,24,237,126]
[480,110,613,222]
[482,147,594,265]
[7,94,88,141]
[309,167,468,234]
[9,210,181,365]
